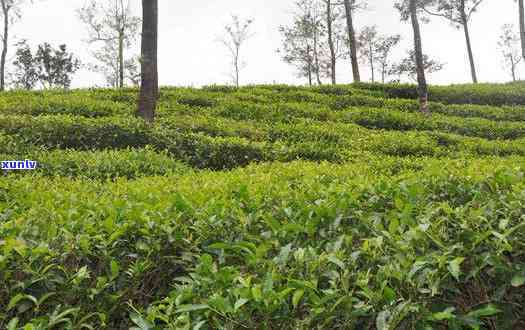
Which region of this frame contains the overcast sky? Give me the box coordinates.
[11,0,522,88]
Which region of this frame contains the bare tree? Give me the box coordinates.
[357,25,379,82]
[78,0,141,88]
[322,0,335,84]
[342,0,366,82]
[358,27,401,83]
[395,0,434,113]
[311,4,325,85]
[136,0,158,123]
[498,24,522,81]
[278,0,326,85]
[422,0,484,83]
[0,0,32,91]
[376,34,402,83]
[319,0,349,84]
[219,15,254,88]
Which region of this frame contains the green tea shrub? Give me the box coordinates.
[1,159,525,328]
[345,107,525,140]
[176,94,218,108]
[312,84,355,96]
[0,95,130,117]
[29,147,190,179]
[354,82,525,106]
[0,114,150,149]
[150,129,266,169]
[202,84,238,93]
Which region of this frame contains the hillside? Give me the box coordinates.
[1,82,525,329]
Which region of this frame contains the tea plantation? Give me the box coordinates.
[1,82,525,329]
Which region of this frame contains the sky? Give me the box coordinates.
[9,0,522,88]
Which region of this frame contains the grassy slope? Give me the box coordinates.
[1,83,525,329]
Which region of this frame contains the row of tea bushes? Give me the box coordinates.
[1,158,524,328]
[344,107,525,140]
[0,94,131,117]
[353,81,525,106]
[2,84,524,126]
[4,113,525,170]
[331,94,525,122]
[1,147,190,179]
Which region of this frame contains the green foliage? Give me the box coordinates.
[1,147,190,179]
[0,82,525,328]
[1,160,525,328]
[12,41,81,90]
[355,81,525,106]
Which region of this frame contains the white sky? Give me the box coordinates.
[10,0,522,88]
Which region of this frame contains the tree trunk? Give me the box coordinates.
[137,0,158,123]
[325,0,336,85]
[511,57,517,82]
[343,0,360,83]
[307,65,312,86]
[410,0,429,114]
[234,48,239,88]
[153,1,159,99]
[518,0,525,60]
[0,2,9,92]
[460,7,478,83]
[118,29,125,88]
[307,44,313,86]
[369,45,374,82]
[313,29,322,85]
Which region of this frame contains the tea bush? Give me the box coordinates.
[1,147,190,179]
[1,82,525,329]
[354,81,525,106]
[1,159,525,328]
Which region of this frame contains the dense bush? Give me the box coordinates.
[150,129,266,169]
[0,114,150,149]
[4,108,525,172]
[330,94,525,122]
[1,147,190,179]
[1,83,525,329]
[345,107,525,140]
[1,160,525,328]
[0,94,130,117]
[353,82,525,106]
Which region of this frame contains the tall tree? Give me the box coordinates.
[322,0,337,84]
[342,0,364,82]
[219,15,254,88]
[410,0,429,113]
[518,0,525,61]
[136,0,158,123]
[311,4,324,85]
[395,0,433,113]
[319,0,347,84]
[498,24,522,82]
[278,0,325,85]
[423,0,484,83]
[78,0,141,88]
[0,0,31,91]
